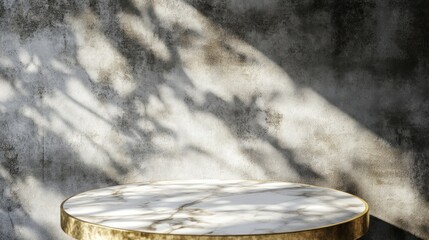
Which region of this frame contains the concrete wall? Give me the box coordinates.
[0,0,427,239]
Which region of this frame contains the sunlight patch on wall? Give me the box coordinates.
[66,10,136,97]
[44,87,129,180]
[119,12,171,62]
[14,176,67,239]
[0,79,15,103]
[50,59,72,75]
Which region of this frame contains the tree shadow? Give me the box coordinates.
[185,92,323,181]
[1,0,428,239]
[186,0,429,203]
[186,0,428,237]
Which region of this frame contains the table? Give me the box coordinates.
[61,180,369,239]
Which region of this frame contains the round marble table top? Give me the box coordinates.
[61,180,368,238]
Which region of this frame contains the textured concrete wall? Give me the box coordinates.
[0,0,428,239]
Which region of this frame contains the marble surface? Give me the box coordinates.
[63,180,367,235]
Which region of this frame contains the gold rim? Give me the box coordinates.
[61,180,370,240]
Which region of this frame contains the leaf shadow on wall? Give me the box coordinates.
[0,0,322,238]
[186,0,428,239]
[0,0,428,239]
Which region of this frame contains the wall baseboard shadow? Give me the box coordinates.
[361,216,422,240]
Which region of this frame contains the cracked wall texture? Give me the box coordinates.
[0,0,428,239]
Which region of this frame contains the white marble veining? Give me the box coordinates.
[63,180,367,235]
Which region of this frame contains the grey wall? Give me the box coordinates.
[0,0,428,239]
